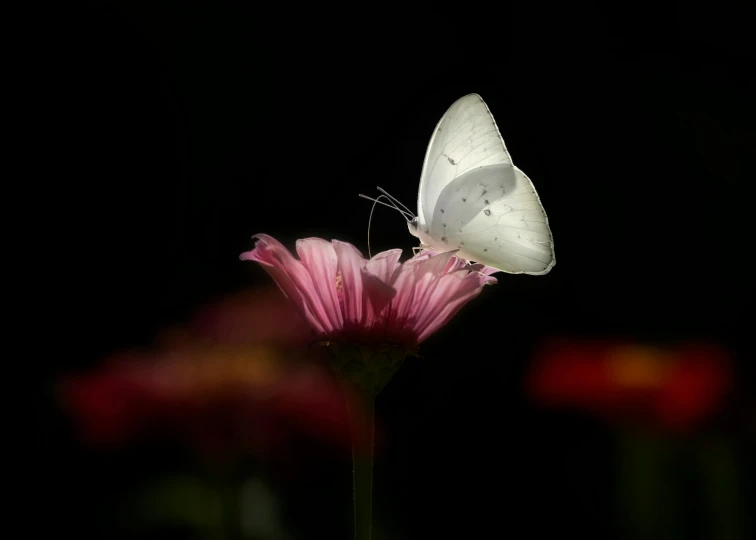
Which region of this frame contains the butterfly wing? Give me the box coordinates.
[430,164,555,274]
[417,94,555,275]
[417,94,513,225]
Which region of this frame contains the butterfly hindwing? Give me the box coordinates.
[433,165,554,274]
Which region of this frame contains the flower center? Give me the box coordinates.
[335,271,344,293]
[608,345,670,389]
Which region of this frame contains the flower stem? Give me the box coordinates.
[348,394,375,540]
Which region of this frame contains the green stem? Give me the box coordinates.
[698,436,742,540]
[348,395,375,540]
[221,478,241,540]
[617,430,680,540]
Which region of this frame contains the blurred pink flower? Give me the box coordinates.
[59,288,356,463]
[62,349,355,462]
[159,287,314,348]
[241,234,497,346]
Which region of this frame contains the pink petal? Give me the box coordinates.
[388,251,457,330]
[410,272,465,333]
[467,264,499,284]
[411,250,457,276]
[413,269,485,338]
[360,269,396,327]
[240,234,327,334]
[386,262,424,325]
[442,253,467,274]
[332,240,367,324]
[296,238,344,331]
[334,241,396,329]
[414,271,492,343]
[366,249,402,283]
[333,240,366,260]
[415,288,485,343]
[407,249,438,264]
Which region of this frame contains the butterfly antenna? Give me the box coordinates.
[366,194,388,259]
[359,194,412,258]
[358,194,413,221]
[376,187,415,218]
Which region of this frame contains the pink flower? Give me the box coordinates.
[58,288,358,463]
[240,234,498,346]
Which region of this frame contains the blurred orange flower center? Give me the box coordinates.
[158,345,283,397]
[608,346,671,389]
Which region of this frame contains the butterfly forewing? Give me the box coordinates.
[417,94,513,225]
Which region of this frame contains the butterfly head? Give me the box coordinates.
[407,217,435,247]
[407,217,420,238]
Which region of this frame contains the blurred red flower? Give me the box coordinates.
[59,287,358,462]
[527,339,732,432]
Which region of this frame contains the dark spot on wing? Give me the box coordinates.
[484,199,489,205]
[440,208,444,213]
[462,197,466,202]
[483,248,488,252]
[441,237,447,243]
[482,189,487,196]
[447,156,456,165]
[484,209,491,216]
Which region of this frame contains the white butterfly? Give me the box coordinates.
[407,93,555,275]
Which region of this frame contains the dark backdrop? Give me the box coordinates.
[37,3,754,539]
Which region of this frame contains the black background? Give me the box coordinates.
[37,2,754,539]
